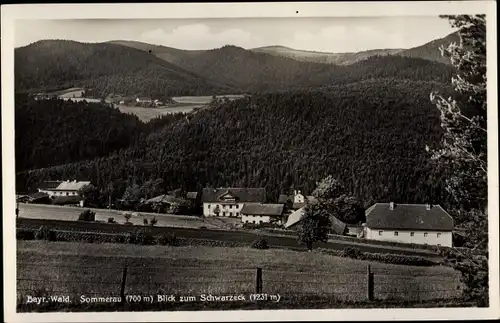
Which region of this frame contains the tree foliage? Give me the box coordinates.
[312,176,365,224]
[430,14,488,307]
[297,203,332,250]
[17,79,454,208]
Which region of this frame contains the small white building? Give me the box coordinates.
[363,202,454,247]
[241,203,284,224]
[202,187,266,217]
[278,190,317,211]
[38,180,91,197]
[136,97,152,103]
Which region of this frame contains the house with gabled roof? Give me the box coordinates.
[202,187,266,217]
[363,202,454,247]
[241,203,284,225]
[278,190,318,211]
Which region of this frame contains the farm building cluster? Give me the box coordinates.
[17,182,453,247]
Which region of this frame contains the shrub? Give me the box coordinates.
[143,218,149,225]
[107,217,116,223]
[17,229,35,240]
[150,217,158,226]
[132,228,155,245]
[251,236,269,250]
[340,247,363,259]
[35,226,56,241]
[78,209,96,222]
[124,213,132,223]
[114,233,129,244]
[157,233,178,246]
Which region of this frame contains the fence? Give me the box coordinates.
[16,261,463,307]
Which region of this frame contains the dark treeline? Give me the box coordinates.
[15,40,236,99]
[15,95,188,172]
[17,78,454,208]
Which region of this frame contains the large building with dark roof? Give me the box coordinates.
[202,187,266,217]
[363,202,454,247]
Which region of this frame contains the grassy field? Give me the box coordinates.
[172,95,246,104]
[17,204,224,229]
[116,104,205,121]
[17,240,463,311]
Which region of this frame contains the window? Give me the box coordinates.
[437,244,441,246]
[259,220,263,224]
[66,192,69,196]
[437,233,441,238]
[235,204,239,208]
[410,232,415,237]
[236,212,239,216]
[208,205,211,209]
[253,220,256,224]
[424,232,428,237]
[378,231,383,236]
[394,231,398,236]
[229,205,232,209]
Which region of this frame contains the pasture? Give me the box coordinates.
[172,95,246,104]
[115,104,205,121]
[17,240,463,310]
[17,204,219,229]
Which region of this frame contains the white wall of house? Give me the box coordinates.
[241,214,272,224]
[242,215,282,224]
[365,227,452,247]
[38,189,79,197]
[203,202,243,217]
[293,191,304,204]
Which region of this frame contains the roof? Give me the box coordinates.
[202,188,266,203]
[55,181,91,191]
[240,203,284,216]
[29,192,50,200]
[285,207,304,228]
[365,203,454,231]
[284,206,346,234]
[52,195,82,205]
[145,194,184,204]
[39,181,63,190]
[186,192,199,200]
[137,97,152,101]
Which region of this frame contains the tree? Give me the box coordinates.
[78,184,102,207]
[312,175,364,224]
[297,203,332,251]
[429,14,488,307]
[429,14,487,211]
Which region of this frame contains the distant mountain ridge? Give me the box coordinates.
[107,31,457,67]
[250,45,404,65]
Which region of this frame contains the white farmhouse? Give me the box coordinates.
[241,203,284,225]
[38,180,91,197]
[363,202,454,247]
[202,187,266,217]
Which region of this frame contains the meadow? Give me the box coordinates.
[17,240,463,310]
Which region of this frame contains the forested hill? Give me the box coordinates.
[169,46,455,92]
[15,40,235,98]
[17,78,454,207]
[15,95,187,172]
[399,32,459,65]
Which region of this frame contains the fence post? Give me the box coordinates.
[120,265,128,303]
[256,268,263,293]
[367,265,374,301]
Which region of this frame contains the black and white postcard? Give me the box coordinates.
[2,1,498,322]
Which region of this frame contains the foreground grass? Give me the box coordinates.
[17,241,463,311]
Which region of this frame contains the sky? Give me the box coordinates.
[15,17,456,53]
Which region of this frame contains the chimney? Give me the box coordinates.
[389,202,394,210]
[426,204,431,211]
